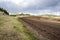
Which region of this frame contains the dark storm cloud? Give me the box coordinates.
[23,0,59,12]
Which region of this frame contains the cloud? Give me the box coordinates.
[0,1,21,13]
[0,0,60,15]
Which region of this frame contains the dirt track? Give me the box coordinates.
[20,16,60,40]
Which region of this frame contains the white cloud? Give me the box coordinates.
[18,0,38,8]
[0,0,60,15]
[0,0,24,4]
[0,0,38,7]
[10,0,24,4]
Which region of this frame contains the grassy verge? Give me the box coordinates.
[0,15,37,40]
[12,16,38,40]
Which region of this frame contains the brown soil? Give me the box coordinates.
[20,16,60,40]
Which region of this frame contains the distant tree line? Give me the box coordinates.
[20,13,31,16]
[0,8,9,15]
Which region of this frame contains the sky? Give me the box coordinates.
[0,0,60,15]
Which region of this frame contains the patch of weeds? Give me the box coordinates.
[22,25,38,40]
[0,15,38,40]
[16,23,38,40]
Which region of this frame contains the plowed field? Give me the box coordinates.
[20,16,60,40]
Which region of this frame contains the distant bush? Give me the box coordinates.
[19,13,31,16]
[0,8,9,15]
[10,15,17,17]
